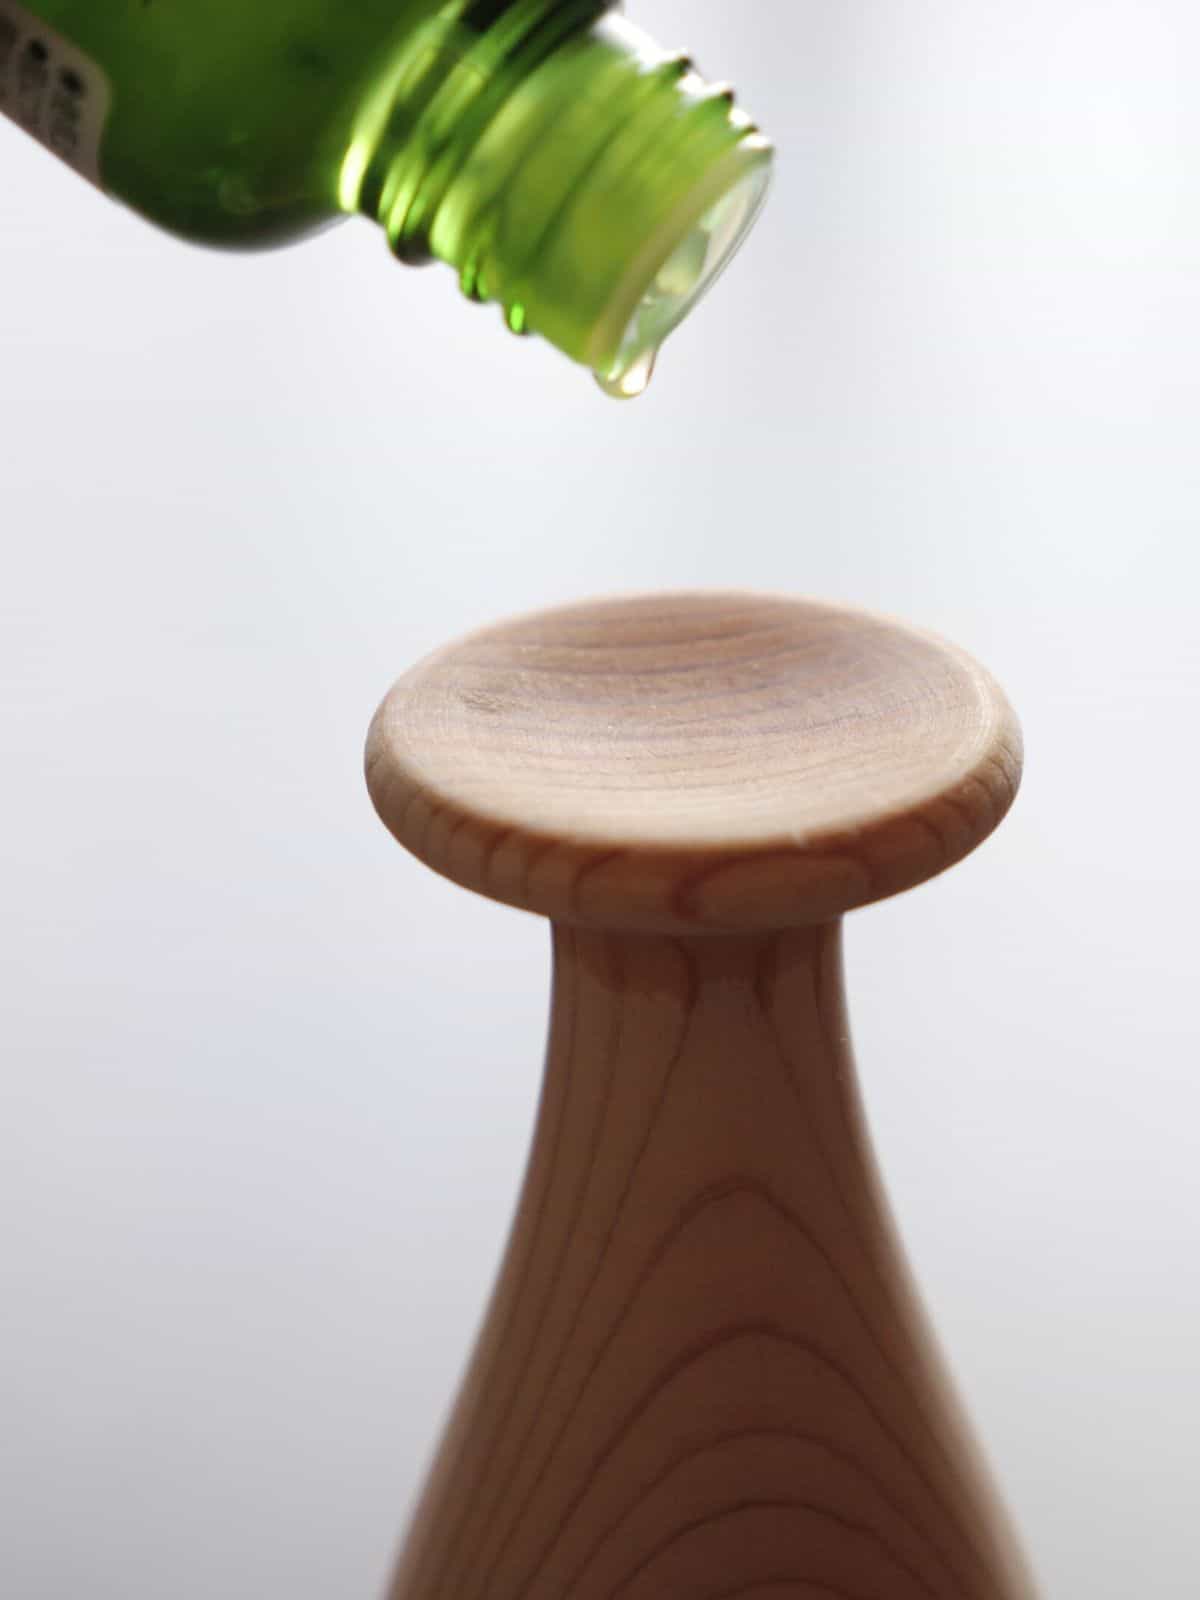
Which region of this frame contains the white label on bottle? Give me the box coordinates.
[0,2,111,185]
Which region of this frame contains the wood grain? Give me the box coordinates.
[368,594,1035,1599]
[365,593,1021,935]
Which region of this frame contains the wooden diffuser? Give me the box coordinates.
[366,592,1037,1600]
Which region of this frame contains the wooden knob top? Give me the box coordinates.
[366,593,1021,933]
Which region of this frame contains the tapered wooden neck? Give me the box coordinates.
[541,923,880,1280]
[391,921,1035,1600]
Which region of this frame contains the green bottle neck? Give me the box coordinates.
[340,0,772,392]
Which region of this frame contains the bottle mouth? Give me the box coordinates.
[357,3,774,392]
[595,151,773,398]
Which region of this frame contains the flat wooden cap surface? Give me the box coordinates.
[366,593,1022,932]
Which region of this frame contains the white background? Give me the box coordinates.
[3,3,1199,1595]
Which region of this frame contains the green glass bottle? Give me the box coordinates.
[0,0,772,392]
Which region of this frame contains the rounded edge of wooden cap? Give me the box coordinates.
[365,592,1022,933]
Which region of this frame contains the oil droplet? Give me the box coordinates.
[595,346,658,401]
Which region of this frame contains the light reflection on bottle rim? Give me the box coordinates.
[596,153,773,399]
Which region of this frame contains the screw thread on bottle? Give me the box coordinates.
[343,0,772,390]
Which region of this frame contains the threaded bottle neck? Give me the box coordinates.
[342,0,772,393]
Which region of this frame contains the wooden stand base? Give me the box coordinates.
[368,594,1036,1600]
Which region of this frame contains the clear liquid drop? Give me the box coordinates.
[596,345,658,401]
